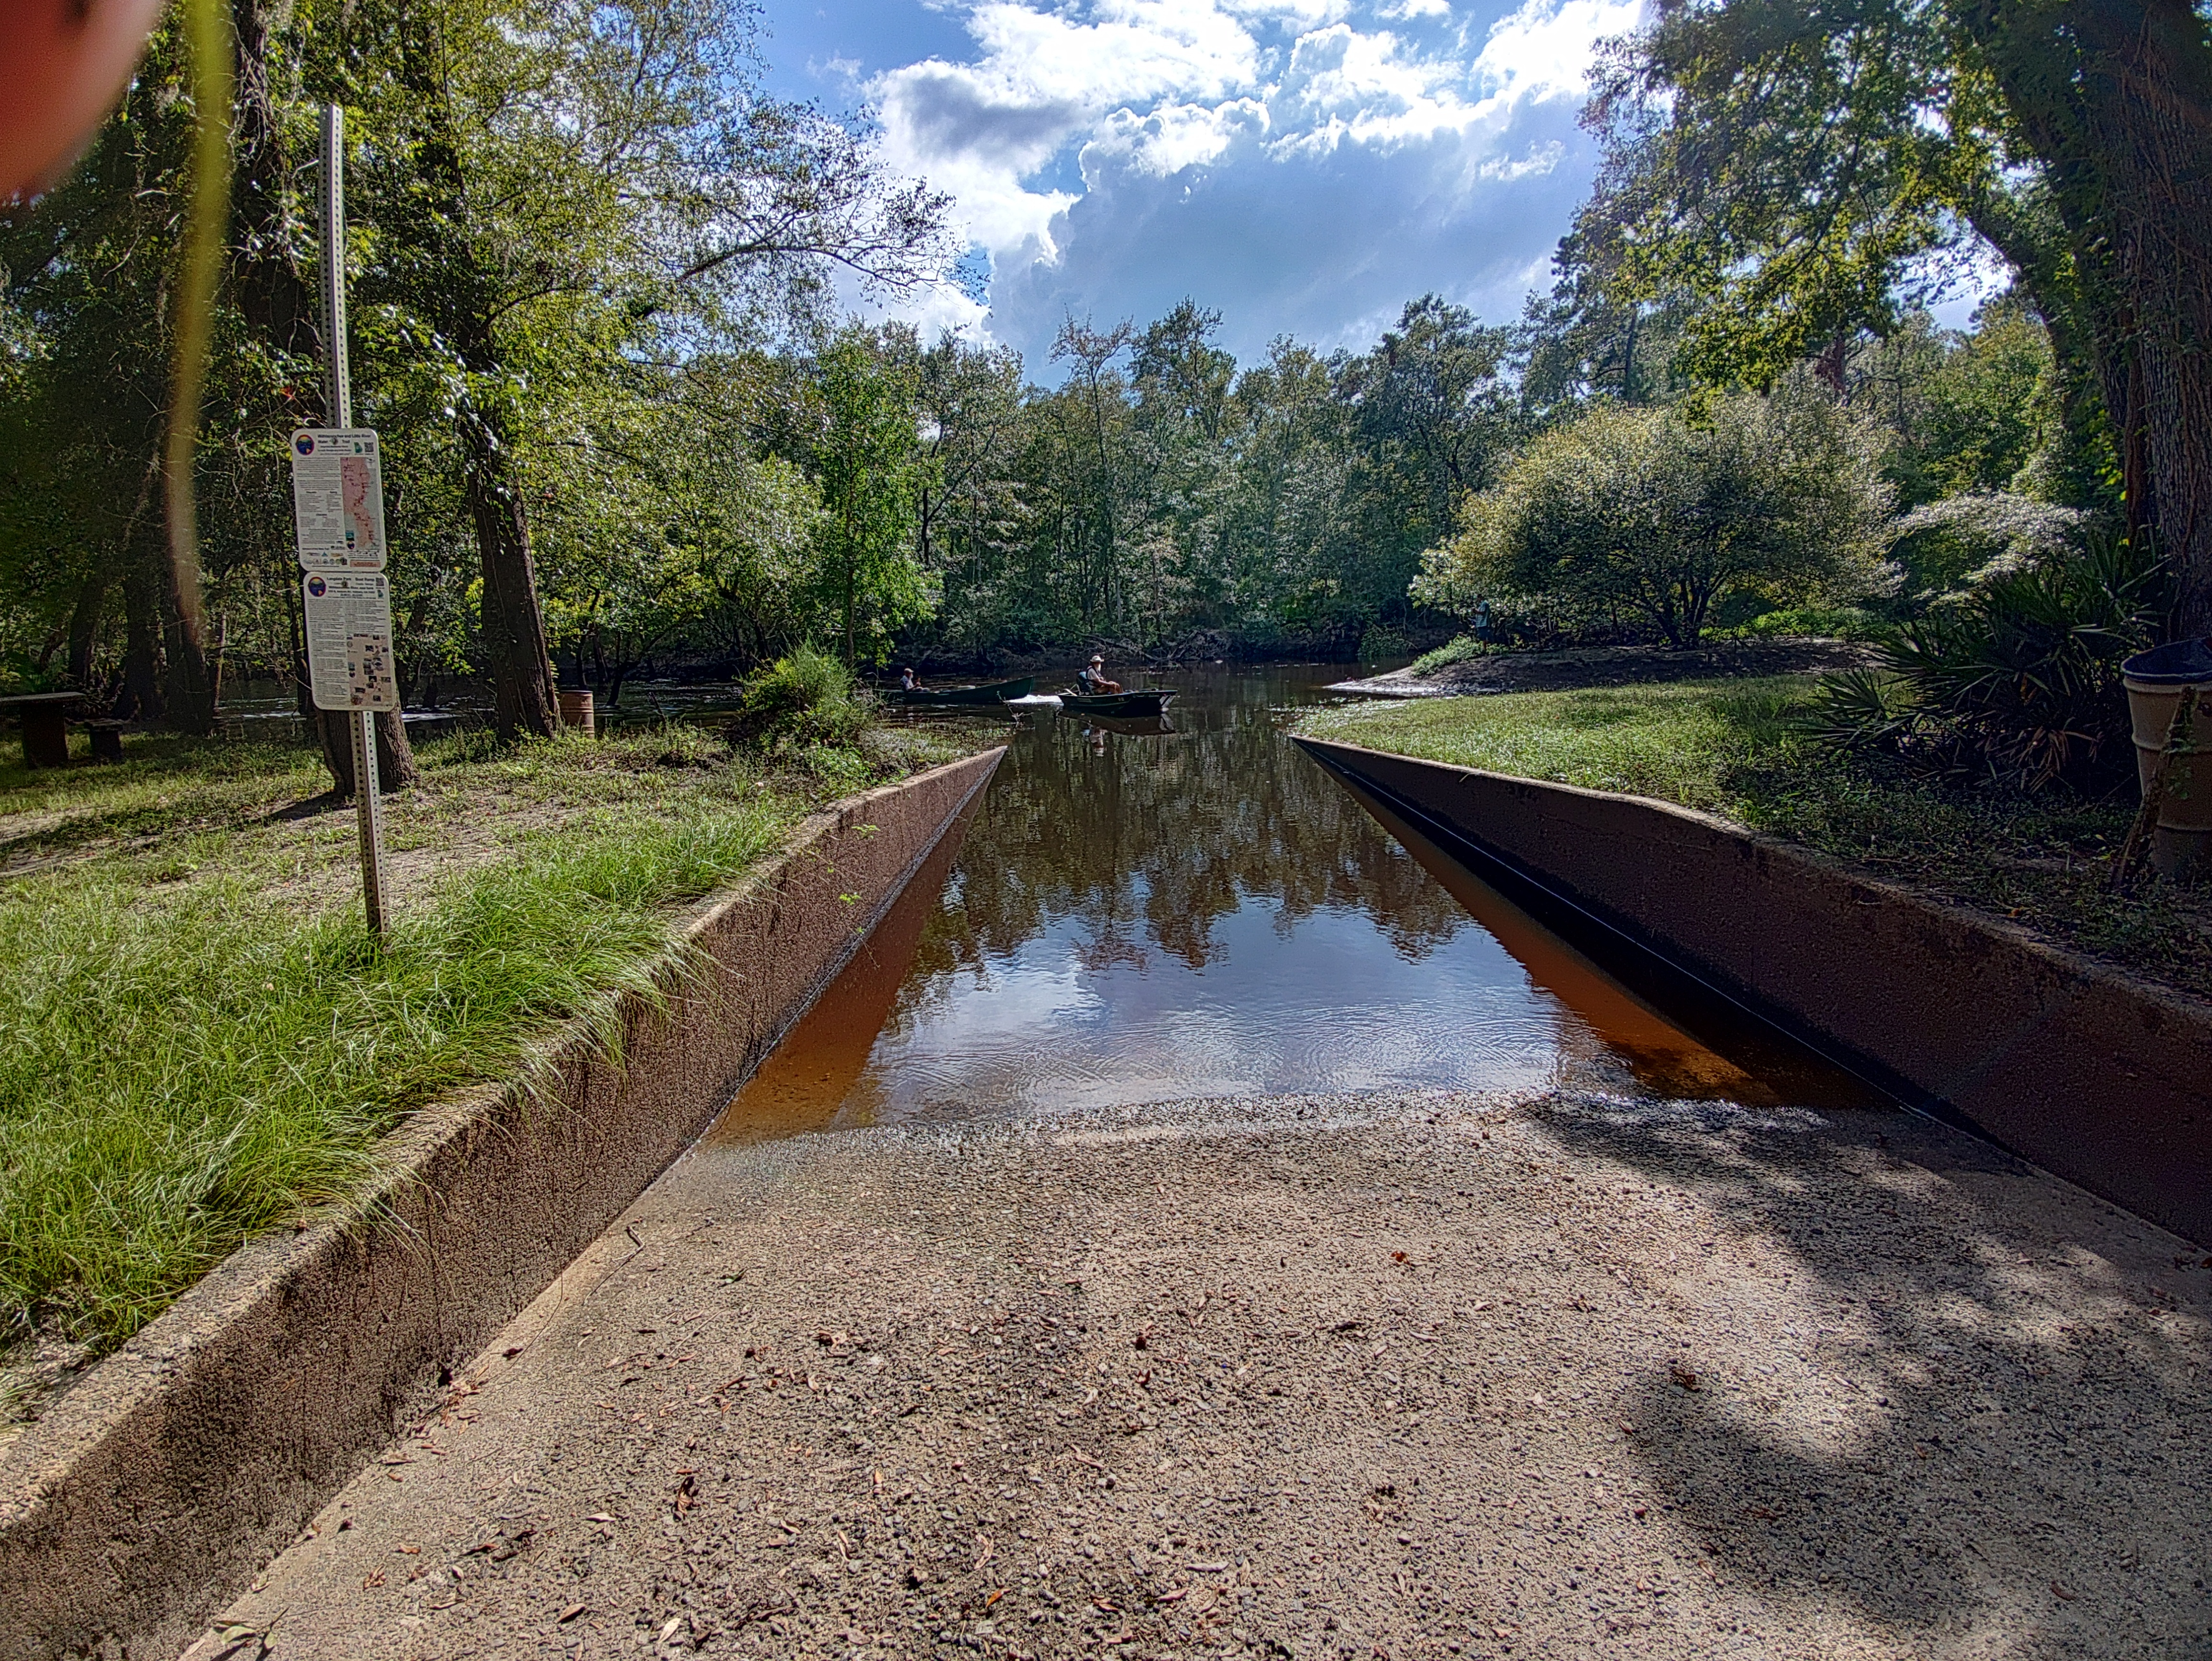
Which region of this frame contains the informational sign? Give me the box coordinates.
[302,572,399,710]
[288,429,388,571]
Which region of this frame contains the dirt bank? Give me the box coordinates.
[1329,641,1873,700]
[192,1088,2210,1661]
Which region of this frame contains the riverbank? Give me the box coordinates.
[1297,678,2212,1005]
[194,1085,2212,1660]
[1327,639,1874,699]
[0,720,995,1384]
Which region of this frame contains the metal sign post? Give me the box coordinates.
[316,102,391,935]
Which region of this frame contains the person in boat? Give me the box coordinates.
[1076,654,1122,696]
[899,666,920,692]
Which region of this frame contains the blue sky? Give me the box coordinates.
[751,0,1648,372]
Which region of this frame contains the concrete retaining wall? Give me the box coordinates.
[0,749,1002,1660]
[1296,737,2212,1246]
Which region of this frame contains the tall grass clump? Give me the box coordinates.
[0,797,788,1353]
[728,645,871,749]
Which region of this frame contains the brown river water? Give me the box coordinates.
[709,664,1868,1144]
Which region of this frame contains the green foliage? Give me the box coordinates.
[1709,604,1889,643]
[1891,300,2057,501]
[802,328,940,666]
[1884,491,2089,600]
[537,363,824,702]
[1575,0,2212,633]
[893,295,1519,661]
[1419,390,1896,646]
[730,644,868,749]
[0,0,951,740]
[1406,634,1502,677]
[0,733,803,1350]
[1804,534,2168,791]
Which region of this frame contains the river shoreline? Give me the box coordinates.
[1327,639,1874,699]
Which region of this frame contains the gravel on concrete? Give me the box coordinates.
[186,1089,2211,1661]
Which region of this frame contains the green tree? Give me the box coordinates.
[806,329,937,667]
[1419,390,1895,647]
[327,0,948,737]
[536,360,820,703]
[1580,0,2212,635]
[909,333,1033,658]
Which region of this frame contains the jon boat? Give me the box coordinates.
[1058,687,1177,717]
[882,675,1035,708]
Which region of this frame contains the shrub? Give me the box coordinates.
[1710,605,1891,642]
[1416,389,1896,647]
[1407,635,1494,676]
[728,646,870,749]
[1803,533,2167,792]
[1886,491,2091,600]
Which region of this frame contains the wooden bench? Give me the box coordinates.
[0,691,86,768]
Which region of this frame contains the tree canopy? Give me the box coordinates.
[1578,0,2212,636]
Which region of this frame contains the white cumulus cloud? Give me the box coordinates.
[849,0,1646,358]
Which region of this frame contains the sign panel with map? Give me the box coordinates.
[301,572,399,710]
[287,428,388,571]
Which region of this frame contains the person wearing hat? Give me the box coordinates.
[1077,654,1122,696]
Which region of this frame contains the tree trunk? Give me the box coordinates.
[160,486,218,735]
[844,530,857,669]
[119,548,166,725]
[318,709,420,798]
[65,574,109,688]
[1966,0,2212,636]
[462,407,560,739]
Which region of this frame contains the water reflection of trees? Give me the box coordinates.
[906,671,1472,989]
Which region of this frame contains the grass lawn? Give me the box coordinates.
[0,717,986,1374]
[1299,676,2212,1005]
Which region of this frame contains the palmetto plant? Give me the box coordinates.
[1806,534,2169,793]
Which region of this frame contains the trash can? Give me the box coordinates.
[557,688,595,737]
[2122,636,2212,880]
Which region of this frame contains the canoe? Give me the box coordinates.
[882,675,1035,708]
[1058,688,1177,717]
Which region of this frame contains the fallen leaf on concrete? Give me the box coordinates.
[201,1624,268,1661]
[1669,1364,1700,1392]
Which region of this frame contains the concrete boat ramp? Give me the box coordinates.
[190,1086,2209,1661]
